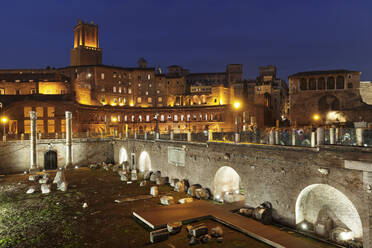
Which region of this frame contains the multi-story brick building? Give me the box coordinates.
[0,20,271,136]
[288,70,372,126]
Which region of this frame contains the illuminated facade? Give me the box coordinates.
[0,20,272,136]
[288,70,372,126]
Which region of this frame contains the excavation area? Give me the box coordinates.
[0,167,339,248]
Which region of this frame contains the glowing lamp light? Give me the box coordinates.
[339,231,354,241]
[233,101,241,110]
[111,117,118,123]
[313,114,320,121]
[301,223,308,230]
[1,117,8,124]
[111,103,117,106]
[235,190,240,194]
[129,102,134,107]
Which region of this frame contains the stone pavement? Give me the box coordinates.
[133,200,319,248]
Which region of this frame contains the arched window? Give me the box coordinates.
[309,78,316,90]
[317,77,325,90]
[327,77,335,90]
[300,78,307,90]
[336,76,345,89]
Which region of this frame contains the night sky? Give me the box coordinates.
[1,1,371,80]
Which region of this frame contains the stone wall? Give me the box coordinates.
[0,138,113,174]
[114,139,372,247]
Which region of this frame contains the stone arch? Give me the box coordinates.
[295,184,363,239]
[327,76,335,89]
[213,166,241,199]
[138,151,151,172]
[336,76,345,89]
[317,77,325,90]
[318,95,340,112]
[119,146,128,164]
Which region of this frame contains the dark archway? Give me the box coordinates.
[44,150,57,170]
[318,95,340,112]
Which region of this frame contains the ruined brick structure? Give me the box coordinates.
[289,70,372,126]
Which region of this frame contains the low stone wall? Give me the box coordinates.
[114,139,372,247]
[0,138,113,174]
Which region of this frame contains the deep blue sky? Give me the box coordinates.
[1,1,371,80]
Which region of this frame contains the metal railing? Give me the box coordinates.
[1,127,371,147]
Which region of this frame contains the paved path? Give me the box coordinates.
[133,200,317,248]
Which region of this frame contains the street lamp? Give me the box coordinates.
[1,117,8,136]
[233,101,241,143]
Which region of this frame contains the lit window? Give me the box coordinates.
[181,115,184,121]
[137,97,142,103]
[113,73,117,78]
[47,107,55,117]
[158,97,162,102]
[157,90,160,94]
[145,91,148,95]
[149,84,152,87]
[123,97,126,104]
[174,115,178,121]
[119,87,122,93]
[101,73,105,79]
[113,87,116,93]
[124,115,128,122]
[36,107,43,117]
[128,88,132,94]
[160,115,165,121]
[101,88,105,92]
[30,89,36,94]
[139,115,142,122]
[147,74,151,80]
[24,107,32,118]
[131,115,135,122]
[87,73,91,79]
[138,83,141,87]
[146,115,150,122]
[101,97,105,103]
[119,97,122,103]
[148,97,152,103]
[187,114,190,121]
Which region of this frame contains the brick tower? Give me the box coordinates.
[70,20,102,66]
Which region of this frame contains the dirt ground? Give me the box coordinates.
[0,167,337,248]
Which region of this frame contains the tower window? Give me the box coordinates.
[113,87,116,93]
[101,73,105,79]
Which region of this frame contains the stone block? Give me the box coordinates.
[150,186,158,197]
[41,184,51,194]
[178,197,193,204]
[160,196,174,205]
[167,221,182,234]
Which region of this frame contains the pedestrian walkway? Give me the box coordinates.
[133,200,318,248]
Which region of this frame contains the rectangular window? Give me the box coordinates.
[113,87,116,93]
[36,107,43,117]
[24,120,31,134]
[131,115,135,122]
[128,88,132,94]
[48,120,55,133]
[119,87,122,93]
[47,107,55,117]
[137,97,142,103]
[36,120,44,133]
[30,89,36,94]
[124,115,128,122]
[24,107,32,118]
[101,73,105,79]
[148,97,152,103]
[174,115,178,121]
[160,115,165,122]
[61,119,66,133]
[146,115,150,122]
[0,88,4,95]
[147,74,151,80]
[181,115,184,121]
[158,97,162,102]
